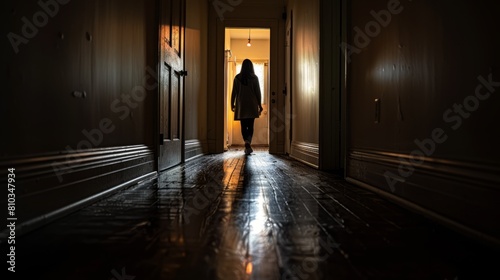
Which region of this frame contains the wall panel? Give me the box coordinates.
[346,0,500,244]
[287,0,320,166]
[1,0,157,234]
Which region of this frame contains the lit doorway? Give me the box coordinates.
[224,28,271,150]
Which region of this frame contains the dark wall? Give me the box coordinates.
[346,0,500,244]
[1,0,157,233]
[184,0,208,159]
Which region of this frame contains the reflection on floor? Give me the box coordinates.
[9,148,499,279]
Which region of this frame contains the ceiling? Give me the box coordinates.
[226,28,270,40]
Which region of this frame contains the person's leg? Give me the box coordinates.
[240,119,254,154]
[240,119,250,143]
[246,118,255,144]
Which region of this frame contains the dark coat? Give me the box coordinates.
[231,74,262,120]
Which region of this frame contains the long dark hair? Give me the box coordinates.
[237,59,256,85]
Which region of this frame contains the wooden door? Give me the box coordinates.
[159,0,185,171]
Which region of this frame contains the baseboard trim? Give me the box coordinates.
[346,177,500,248]
[346,148,500,247]
[10,172,157,237]
[0,145,156,238]
[290,141,319,169]
[348,148,500,189]
[185,139,207,161]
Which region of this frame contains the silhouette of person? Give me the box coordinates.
[231,59,263,155]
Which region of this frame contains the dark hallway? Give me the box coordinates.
[7,149,499,279]
[3,0,500,279]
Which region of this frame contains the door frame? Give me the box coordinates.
[213,18,285,154]
[318,0,344,172]
[285,10,293,155]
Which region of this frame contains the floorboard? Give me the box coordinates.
[6,148,499,279]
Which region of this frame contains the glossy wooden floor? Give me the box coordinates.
[9,148,499,279]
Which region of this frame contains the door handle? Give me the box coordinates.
[179,70,188,76]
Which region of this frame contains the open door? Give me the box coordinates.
[159,0,186,171]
